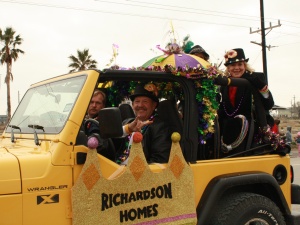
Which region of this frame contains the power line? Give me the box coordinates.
[95,0,263,22]
[3,0,300,33]
[2,0,300,30]
[250,20,282,35]
[273,30,300,38]
[279,41,300,46]
[280,19,300,26]
[0,0,251,28]
[96,0,300,29]
[1,0,299,48]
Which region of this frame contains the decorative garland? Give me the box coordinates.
[254,126,288,152]
[105,63,220,144]
[103,33,286,152]
[104,63,288,153]
[102,31,287,153]
[146,64,220,144]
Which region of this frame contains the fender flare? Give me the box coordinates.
[196,172,290,225]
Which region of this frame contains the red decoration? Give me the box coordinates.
[133,132,143,143]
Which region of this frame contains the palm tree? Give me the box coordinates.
[0,27,24,121]
[68,49,97,72]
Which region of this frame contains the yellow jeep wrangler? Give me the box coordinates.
[1,69,300,225]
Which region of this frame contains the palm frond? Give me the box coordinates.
[68,48,98,71]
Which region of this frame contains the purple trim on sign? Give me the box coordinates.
[134,213,197,225]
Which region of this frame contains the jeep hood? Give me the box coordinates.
[0,147,21,194]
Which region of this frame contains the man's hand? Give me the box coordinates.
[128,117,153,132]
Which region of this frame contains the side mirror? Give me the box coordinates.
[98,107,123,139]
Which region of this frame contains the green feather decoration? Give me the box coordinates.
[181,35,194,53]
[183,41,194,54]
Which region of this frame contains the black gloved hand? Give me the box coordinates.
[84,119,99,136]
[244,73,266,90]
[214,75,229,86]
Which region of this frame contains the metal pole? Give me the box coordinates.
[260,0,268,84]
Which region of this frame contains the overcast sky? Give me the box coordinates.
[0,0,299,115]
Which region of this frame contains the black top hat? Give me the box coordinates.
[130,84,159,103]
[224,48,249,66]
[188,45,210,60]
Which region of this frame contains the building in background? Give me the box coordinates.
[271,105,289,118]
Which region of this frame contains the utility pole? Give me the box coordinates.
[291,99,293,117]
[250,0,281,84]
[293,95,296,118]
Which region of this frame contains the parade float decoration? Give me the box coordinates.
[105,34,222,144]
[72,132,197,225]
[104,34,286,151]
[140,38,220,144]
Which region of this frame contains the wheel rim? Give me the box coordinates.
[245,218,269,225]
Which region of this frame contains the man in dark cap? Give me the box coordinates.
[188,45,210,61]
[116,83,172,165]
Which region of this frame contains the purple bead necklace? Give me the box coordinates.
[223,95,244,117]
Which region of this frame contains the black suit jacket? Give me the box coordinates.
[142,116,172,164]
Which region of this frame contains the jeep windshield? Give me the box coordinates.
[6,75,86,134]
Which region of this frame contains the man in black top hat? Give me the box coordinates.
[116,83,172,164]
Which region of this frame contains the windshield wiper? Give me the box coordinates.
[28,124,45,146]
[9,125,21,143]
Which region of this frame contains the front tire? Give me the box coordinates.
[209,192,285,225]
